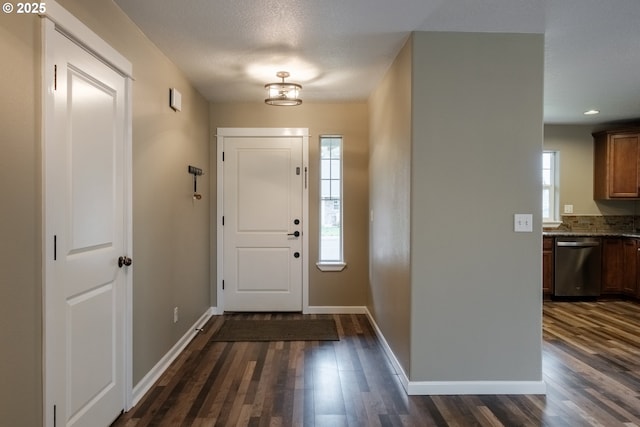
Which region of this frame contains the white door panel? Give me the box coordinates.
[68,70,116,250]
[49,29,127,427]
[223,135,305,311]
[67,284,114,416]
[237,149,292,231]
[237,248,291,291]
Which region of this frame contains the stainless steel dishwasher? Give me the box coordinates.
[554,237,602,297]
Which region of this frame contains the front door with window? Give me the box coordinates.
[219,129,308,312]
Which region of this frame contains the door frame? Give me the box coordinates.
[41,1,134,424]
[216,128,309,313]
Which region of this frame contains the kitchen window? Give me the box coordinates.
[543,151,560,226]
[317,135,346,271]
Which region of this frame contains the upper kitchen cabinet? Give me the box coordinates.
[594,129,640,199]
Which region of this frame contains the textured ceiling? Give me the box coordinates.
[114,0,640,125]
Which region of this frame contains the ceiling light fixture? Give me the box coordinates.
[265,71,302,106]
[584,109,600,115]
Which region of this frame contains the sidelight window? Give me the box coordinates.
[318,135,346,271]
[543,151,560,225]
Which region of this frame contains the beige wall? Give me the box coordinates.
[56,0,211,386]
[0,2,210,422]
[209,103,370,307]
[0,13,42,427]
[368,37,413,372]
[544,124,638,216]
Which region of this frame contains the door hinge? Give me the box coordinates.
[222,152,225,161]
[53,235,57,261]
[222,216,224,226]
[222,280,225,290]
[53,404,57,427]
[54,65,57,91]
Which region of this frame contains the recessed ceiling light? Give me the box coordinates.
[584,109,600,115]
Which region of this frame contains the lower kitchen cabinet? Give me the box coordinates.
[636,240,640,299]
[623,239,638,295]
[542,237,554,296]
[602,238,624,293]
[544,234,640,299]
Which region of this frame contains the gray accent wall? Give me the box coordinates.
[411,32,543,381]
[369,32,544,384]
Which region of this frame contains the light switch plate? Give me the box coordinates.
[514,214,533,232]
[563,204,574,214]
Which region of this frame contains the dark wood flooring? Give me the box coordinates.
[112,302,640,426]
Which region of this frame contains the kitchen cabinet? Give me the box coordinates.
[637,244,640,299]
[601,237,623,293]
[622,239,638,295]
[542,237,554,296]
[593,129,640,199]
[543,234,640,299]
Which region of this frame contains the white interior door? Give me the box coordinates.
[221,131,307,311]
[46,28,129,427]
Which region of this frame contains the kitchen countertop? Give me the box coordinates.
[543,231,640,238]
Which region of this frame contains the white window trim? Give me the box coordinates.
[544,220,563,228]
[318,135,346,270]
[316,261,347,272]
[543,150,561,228]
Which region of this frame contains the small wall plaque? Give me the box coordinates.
[170,88,182,111]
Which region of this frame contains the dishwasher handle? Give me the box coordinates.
[556,241,600,248]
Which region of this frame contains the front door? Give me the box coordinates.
[220,129,308,311]
[45,28,129,427]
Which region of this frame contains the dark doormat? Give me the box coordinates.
[211,319,339,342]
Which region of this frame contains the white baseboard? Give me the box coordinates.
[364,307,411,392]
[131,308,213,406]
[210,306,224,315]
[363,308,547,396]
[407,380,547,395]
[305,306,367,314]
[212,305,367,315]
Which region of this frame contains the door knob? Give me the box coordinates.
[287,231,300,237]
[118,256,132,268]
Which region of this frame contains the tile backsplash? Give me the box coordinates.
[549,215,638,232]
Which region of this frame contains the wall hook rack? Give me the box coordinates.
[188,165,204,200]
